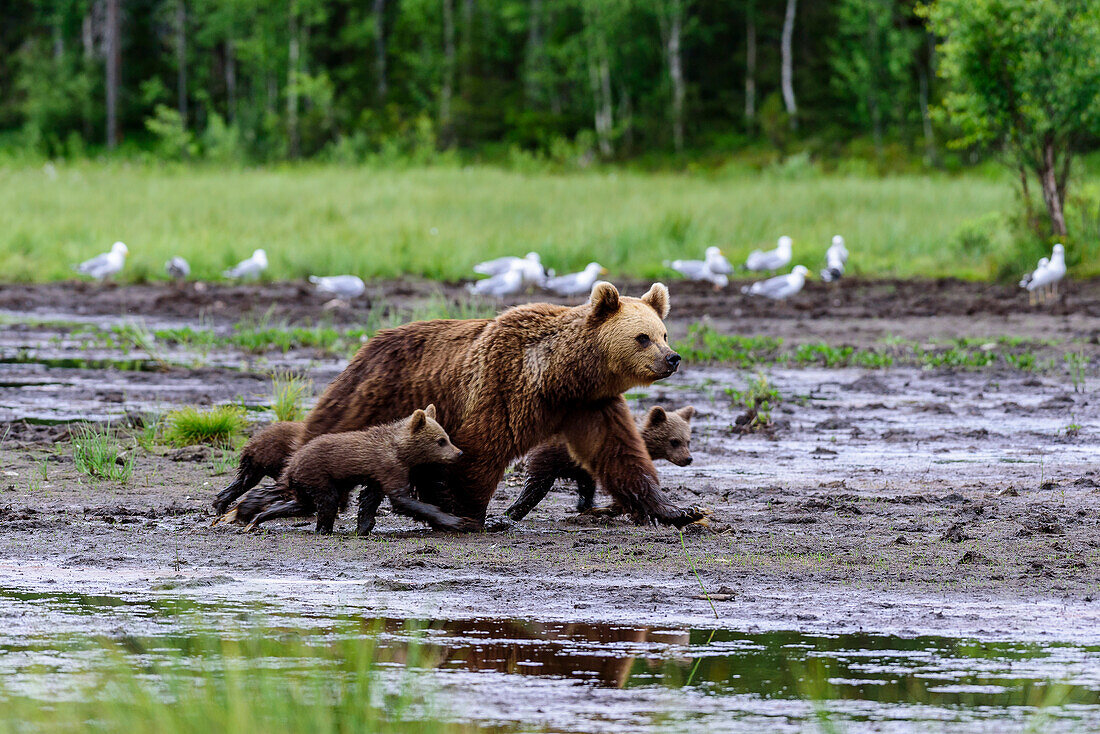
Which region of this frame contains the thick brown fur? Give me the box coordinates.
[212,421,303,514]
[223,281,705,529]
[228,406,473,534]
[505,405,695,520]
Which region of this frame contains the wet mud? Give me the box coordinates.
[0,282,1099,729]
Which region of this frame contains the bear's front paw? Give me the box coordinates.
[668,505,710,528]
[481,515,516,533]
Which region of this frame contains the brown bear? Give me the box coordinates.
[504,405,696,521]
[224,405,471,534]
[213,421,303,515]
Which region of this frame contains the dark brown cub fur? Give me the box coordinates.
[228,406,472,534]
[505,405,695,520]
[212,421,302,515]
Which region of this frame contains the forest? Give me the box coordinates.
[1,0,963,166]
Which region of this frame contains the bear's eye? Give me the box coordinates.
[437,438,448,447]
[669,439,681,448]
[635,334,651,347]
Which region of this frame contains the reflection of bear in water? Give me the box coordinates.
[223,406,469,533]
[369,618,692,689]
[506,405,696,520]
[214,282,705,530]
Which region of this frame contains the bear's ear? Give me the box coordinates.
[675,405,696,421]
[424,404,437,420]
[640,282,670,319]
[409,409,427,432]
[646,405,668,425]
[588,281,621,321]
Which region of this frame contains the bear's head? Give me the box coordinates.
[401,404,464,466]
[587,281,680,390]
[641,405,695,466]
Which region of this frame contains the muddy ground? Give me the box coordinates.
[1,280,1099,644]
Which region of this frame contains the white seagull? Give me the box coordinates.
[1019,257,1049,289]
[820,235,849,283]
[74,241,128,281]
[543,262,607,296]
[474,252,542,277]
[1025,244,1066,304]
[223,249,268,280]
[745,236,793,272]
[704,246,734,275]
[165,256,191,280]
[467,267,524,297]
[309,274,366,299]
[742,265,810,300]
[665,258,729,289]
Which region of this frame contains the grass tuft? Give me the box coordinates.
[72,424,135,482]
[270,371,312,422]
[163,406,248,448]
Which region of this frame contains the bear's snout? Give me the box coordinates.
[666,353,681,370]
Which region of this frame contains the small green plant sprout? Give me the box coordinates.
[113,321,171,371]
[164,406,248,448]
[270,370,312,422]
[728,372,780,434]
[1065,351,1089,393]
[210,448,239,476]
[72,424,135,482]
[1064,423,1082,438]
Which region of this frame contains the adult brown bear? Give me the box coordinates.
[218,281,704,529]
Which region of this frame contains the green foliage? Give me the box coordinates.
[164,406,248,448]
[726,372,780,430]
[926,0,1100,234]
[270,371,312,422]
[145,105,198,160]
[72,424,134,482]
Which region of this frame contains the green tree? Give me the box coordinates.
[926,0,1100,236]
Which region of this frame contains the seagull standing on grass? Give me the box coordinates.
[665,257,729,290]
[820,235,849,283]
[742,265,810,300]
[543,262,607,296]
[467,267,525,297]
[223,249,268,280]
[165,256,191,280]
[745,236,793,272]
[310,275,366,299]
[704,246,734,275]
[474,252,542,277]
[1024,244,1066,305]
[74,241,128,281]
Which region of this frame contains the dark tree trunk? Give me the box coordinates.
[440,0,456,145]
[225,39,236,122]
[525,0,543,107]
[287,2,300,158]
[745,0,756,128]
[1038,140,1068,236]
[176,0,187,125]
[105,0,120,149]
[373,0,388,101]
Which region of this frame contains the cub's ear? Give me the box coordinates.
[676,405,696,421]
[588,281,621,321]
[646,405,668,425]
[640,282,670,319]
[409,409,427,432]
[424,404,437,420]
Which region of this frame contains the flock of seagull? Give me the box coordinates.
[467,235,847,300]
[72,236,1069,304]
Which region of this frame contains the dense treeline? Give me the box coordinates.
[4,0,946,164]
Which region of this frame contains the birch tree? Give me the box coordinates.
[780,0,797,128]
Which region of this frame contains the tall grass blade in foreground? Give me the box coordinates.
[163,405,248,448]
[0,628,481,734]
[72,423,135,482]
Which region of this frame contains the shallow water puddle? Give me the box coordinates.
[1,584,1099,732]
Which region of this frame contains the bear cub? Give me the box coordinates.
[225,405,471,534]
[212,421,303,515]
[505,405,696,521]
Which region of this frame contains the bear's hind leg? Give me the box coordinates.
[505,444,571,520]
[356,483,384,535]
[213,454,267,515]
[387,484,478,532]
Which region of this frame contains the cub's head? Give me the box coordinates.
[403,404,463,465]
[587,281,680,390]
[641,405,695,466]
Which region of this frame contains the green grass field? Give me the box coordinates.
[0,162,1043,283]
